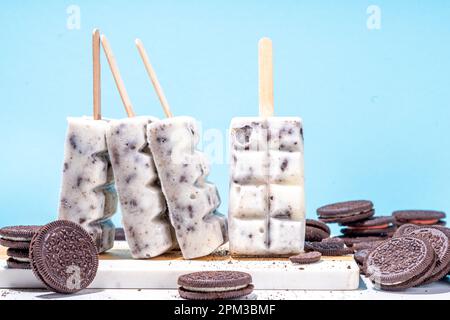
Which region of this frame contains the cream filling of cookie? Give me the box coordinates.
[10,257,30,263]
[1,236,30,242]
[183,284,248,292]
[325,209,373,218]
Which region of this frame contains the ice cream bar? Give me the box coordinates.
[228,117,305,255]
[106,116,175,258]
[58,117,117,253]
[228,38,305,256]
[147,116,228,259]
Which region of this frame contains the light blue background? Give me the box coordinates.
[1,0,449,235]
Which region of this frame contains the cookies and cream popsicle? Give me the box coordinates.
[228,38,305,256]
[136,40,227,259]
[58,30,117,253]
[101,36,176,258]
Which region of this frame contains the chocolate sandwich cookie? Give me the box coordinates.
[114,227,126,241]
[0,238,30,250]
[338,235,388,247]
[305,219,331,241]
[393,210,446,226]
[366,236,436,291]
[304,241,353,256]
[7,248,31,269]
[341,216,395,236]
[290,251,322,264]
[0,225,41,242]
[178,271,253,300]
[394,226,450,285]
[317,200,374,224]
[30,220,98,294]
[352,241,384,251]
[6,258,31,270]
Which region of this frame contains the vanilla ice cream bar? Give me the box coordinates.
[106,116,176,258]
[228,117,305,256]
[58,117,118,253]
[147,116,227,259]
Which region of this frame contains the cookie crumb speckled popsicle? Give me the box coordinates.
[136,39,227,259]
[101,35,175,258]
[58,29,117,253]
[228,38,305,256]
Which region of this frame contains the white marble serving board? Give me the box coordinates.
[0,242,360,290]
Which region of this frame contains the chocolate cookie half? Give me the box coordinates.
[290,251,322,264]
[30,220,99,294]
[393,210,446,226]
[178,271,253,300]
[366,236,436,291]
[317,200,374,224]
[305,219,330,241]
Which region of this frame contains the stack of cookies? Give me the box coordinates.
[364,224,450,290]
[316,200,395,248]
[0,226,41,269]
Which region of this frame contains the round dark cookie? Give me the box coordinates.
[7,248,29,259]
[365,236,436,290]
[305,226,329,242]
[341,225,397,237]
[352,241,384,251]
[317,200,373,217]
[322,237,345,245]
[30,220,99,294]
[290,251,322,264]
[338,235,388,247]
[393,210,446,224]
[178,284,254,300]
[319,209,375,224]
[6,258,31,270]
[114,227,126,241]
[0,238,30,250]
[404,227,450,285]
[178,271,252,290]
[0,225,41,241]
[306,219,330,234]
[341,216,394,227]
[304,241,352,256]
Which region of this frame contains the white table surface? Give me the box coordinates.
[1,276,448,300]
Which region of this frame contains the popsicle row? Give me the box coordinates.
[57,31,306,259]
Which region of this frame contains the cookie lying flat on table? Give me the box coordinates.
[393,210,446,226]
[317,200,374,224]
[6,248,31,269]
[290,251,322,264]
[305,219,330,241]
[114,227,126,241]
[6,258,31,270]
[178,271,254,300]
[30,220,99,294]
[366,236,436,291]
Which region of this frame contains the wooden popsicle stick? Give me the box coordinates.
[258,37,274,117]
[92,29,101,120]
[135,39,173,118]
[100,35,135,118]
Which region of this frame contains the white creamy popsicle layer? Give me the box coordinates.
[229,117,305,256]
[106,116,176,258]
[147,116,228,259]
[58,117,118,253]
